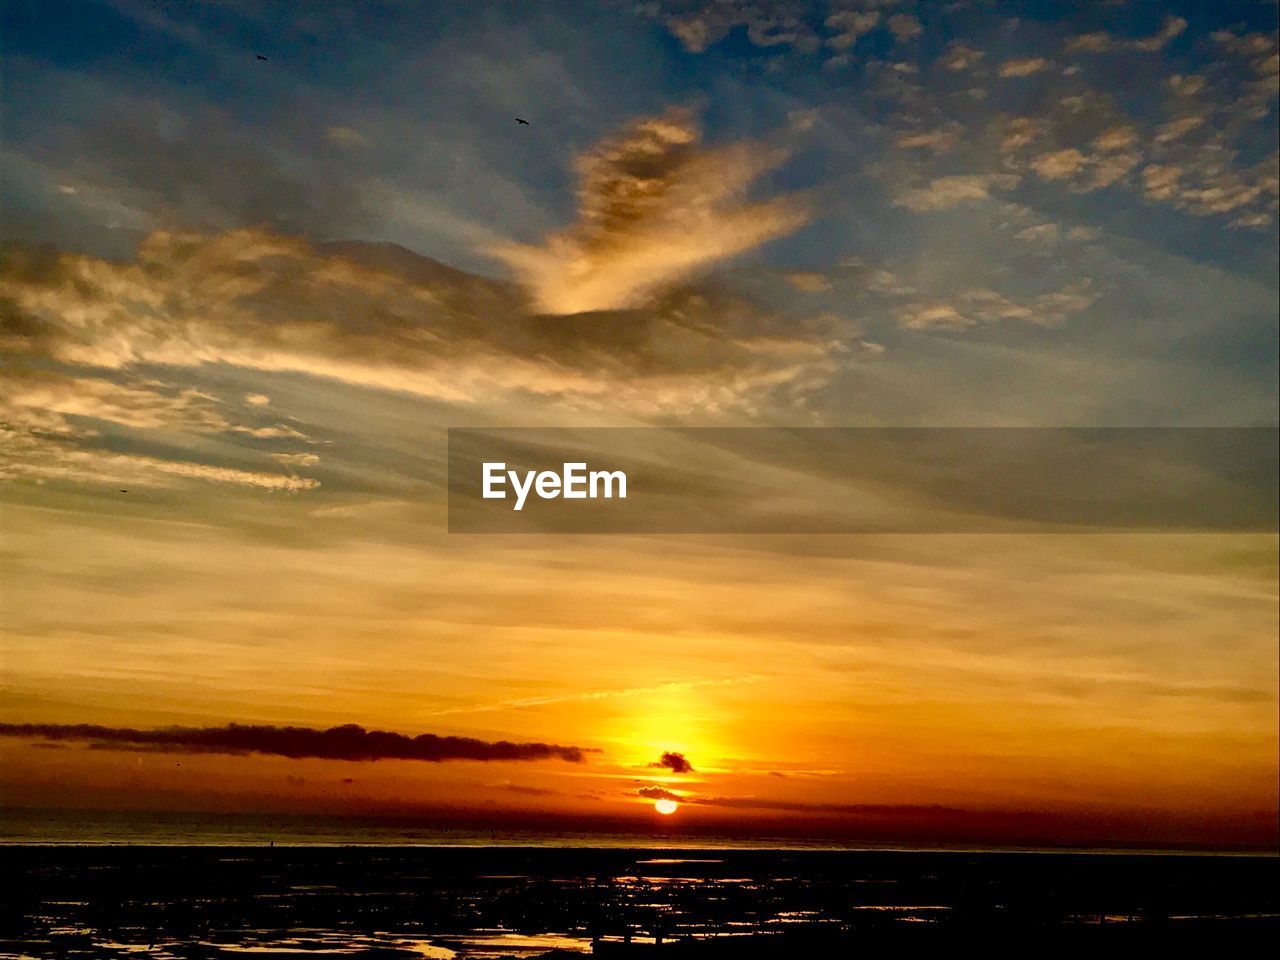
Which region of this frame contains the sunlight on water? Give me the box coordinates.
[6,844,1277,957]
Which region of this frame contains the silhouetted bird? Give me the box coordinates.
[120,489,128,493]
[515,117,530,125]
[256,54,268,61]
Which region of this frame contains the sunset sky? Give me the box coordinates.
[1,0,1277,850]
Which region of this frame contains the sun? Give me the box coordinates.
[653,798,679,816]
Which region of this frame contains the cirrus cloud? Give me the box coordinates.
[894,174,1019,211]
[0,225,849,423]
[487,108,810,314]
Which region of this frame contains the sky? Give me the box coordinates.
[0,0,1277,850]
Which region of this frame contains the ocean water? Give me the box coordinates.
[0,807,881,849]
[3,830,1277,957]
[0,807,1258,855]
[4,844,1279,956]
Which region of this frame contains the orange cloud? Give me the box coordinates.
[488,108,809,314]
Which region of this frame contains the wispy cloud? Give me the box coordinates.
[634,784,962,816]
[0,432,319,491]
[423,676,761,718]
[895,283,1098,331]
[999,57,1050,78]
[894,174,1018,211]
[652,1,821,53]
[0,225,845,431]
[1066,15,1187,54]
[488,108,809,313]
[939,42,984,71]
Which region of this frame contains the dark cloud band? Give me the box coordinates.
[637,785,960,816]
[649,751,694,773]
[0,722,591,764]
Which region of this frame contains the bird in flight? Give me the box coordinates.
[515,117,530,125]
[256,54,268,61]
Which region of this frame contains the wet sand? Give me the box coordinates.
[2,846,1276,956]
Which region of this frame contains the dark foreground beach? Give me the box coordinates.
[2,844,1277,957]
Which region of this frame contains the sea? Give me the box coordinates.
[2,808,1277,957]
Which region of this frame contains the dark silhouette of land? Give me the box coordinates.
[2,846,1276,956]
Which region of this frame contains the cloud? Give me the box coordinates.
[839,258,916,296]
[0,227,848,434]
[1230,211,1274,229]
[665,15,720,53]
[1155,116,1204,143]
[1142,163,1181,200]
[1013,222,1094,245]
[999,117,1045,153]
[938,42,984,71]
[272,452,320,468]
[896,283,1098,331]
[1165,74,1206,97]
[687,795,963,815]
[1066,15,1187,54]
[1212,30,1278,59]
[1093,126,1138,151]
[1136,157,1274,223]
[645,3,927,56]
[0,722,591,763]
[992,97,1192,197]
[487,781,563,796]
[0,429,320,491]
[424,676,761,718]
[0,369,303,440]
[895,129,956,154]
[868,18,1274,228]
[638,785,683,802]
[325,126,369,148]
[653,1,820,53]
[1,370,228,434]
[633,784,962,817]
[1132,15,1188,53]
[825,10,879,50]
[886,14,922,42]
[649,751,695,774]
[0,368,317,490]
[696,798,957,814]
[894,174,1018,211]
[1030,148,1088,180]
[999,57,1050,78]
[1087,151,1143,189]
[487,108,809,314]
[784,270,832,292]
[57,99,372,241]
[1014,223,1060,243]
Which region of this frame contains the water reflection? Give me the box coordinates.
[5,846,1277,957]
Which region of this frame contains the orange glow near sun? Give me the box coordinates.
[654,798,679,815]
